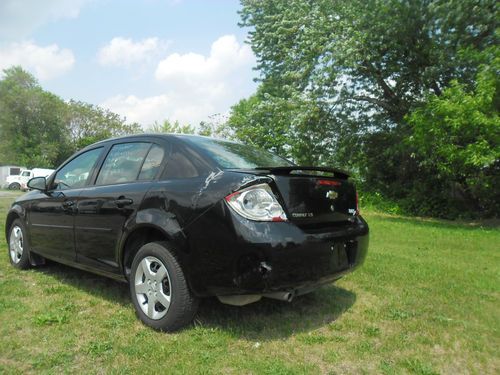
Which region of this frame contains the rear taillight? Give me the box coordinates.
[225,183,288,222]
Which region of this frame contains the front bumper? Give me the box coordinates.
[185,202,369,297]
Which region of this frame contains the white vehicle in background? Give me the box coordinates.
[0,165,25,189]
[6,168,55,190]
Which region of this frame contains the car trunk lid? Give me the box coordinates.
[254,167,357,225]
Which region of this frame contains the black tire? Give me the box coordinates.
[8,182,20,190]
[7,219,31,269]
[129,241,199,331]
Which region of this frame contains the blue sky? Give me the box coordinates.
[0,0,257,127]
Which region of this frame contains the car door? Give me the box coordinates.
[29,147,104,261]
[74,141,167,274]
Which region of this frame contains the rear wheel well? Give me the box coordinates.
[122,227,169,279]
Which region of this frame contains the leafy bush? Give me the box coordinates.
[406,50,500,218]
[358,191,404,216]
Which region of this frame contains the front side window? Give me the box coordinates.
[21,171,31,177]
[96,142,151,185]
[54,148,102,190]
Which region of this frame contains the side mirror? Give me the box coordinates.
[27,176,47,191]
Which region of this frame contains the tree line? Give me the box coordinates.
[226,0,499,218]
[0,66,228,170]
[0,67,142,168]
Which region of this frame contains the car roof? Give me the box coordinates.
[87,133,226,147]
[76,133,237,171]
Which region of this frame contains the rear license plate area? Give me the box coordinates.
[331,241,358,269]
[345,240,358,266]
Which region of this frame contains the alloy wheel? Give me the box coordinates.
[9,226,23,263]
[134,256,172,320]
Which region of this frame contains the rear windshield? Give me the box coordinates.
[182,136,294,169]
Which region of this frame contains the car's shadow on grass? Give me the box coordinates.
[37,261,356,340]
[195,287,356,340]
[37,261,132,307]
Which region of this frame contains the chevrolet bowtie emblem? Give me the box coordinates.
[326,190,338,200]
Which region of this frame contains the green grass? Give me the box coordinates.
[0,195,498,374]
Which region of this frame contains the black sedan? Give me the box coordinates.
[5,134,369,331]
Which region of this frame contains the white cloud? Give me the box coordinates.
[102,35,255,126]
[0,0,89,40]
[0,41,75,80]
[155,34,253,81]
[101,95,172,125]
[101,94,218,126]
[97,37,169,67]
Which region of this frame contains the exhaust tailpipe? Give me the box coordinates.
[263,291,294,302]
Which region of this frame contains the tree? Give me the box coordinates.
[407,52,500,216]
[0,66,68,167]
[240,0,497,121]
[0,66,143,168]
[229,90,349,166]
[198,114,233,139]
[148,120,195,134]
[233,0,499,217]
[65,100,142,153]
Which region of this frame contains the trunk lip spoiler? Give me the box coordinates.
[252,166,350,179]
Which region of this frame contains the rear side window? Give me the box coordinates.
[163,145,203,179]
[96,143,150,185]
[138,144,165,180]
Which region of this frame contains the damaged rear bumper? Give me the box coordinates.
[185,202,369,300]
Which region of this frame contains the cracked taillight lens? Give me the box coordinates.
[225,183,287,222]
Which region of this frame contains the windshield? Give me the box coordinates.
[182,136,294,169]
